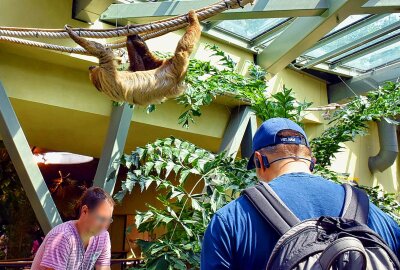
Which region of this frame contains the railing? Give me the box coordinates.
[0,258,144,269]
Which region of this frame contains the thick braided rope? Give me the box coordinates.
[0,24,186,55]
[0,0,253,39]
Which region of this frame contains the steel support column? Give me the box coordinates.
[93,103,133,195]
[219,106,256,158]
[0,82,62,234]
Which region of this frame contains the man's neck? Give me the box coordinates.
[75,220,93,248]
[279,163,311,176]
[263,161,311,183]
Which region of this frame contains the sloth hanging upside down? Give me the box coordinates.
[65,10,201,106]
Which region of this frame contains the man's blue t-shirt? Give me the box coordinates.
[200,172,400,270]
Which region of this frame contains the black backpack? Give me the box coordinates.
[242,182,400,270]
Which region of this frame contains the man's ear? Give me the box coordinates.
[254,151,262,169]
[255,151,271,170]
[310,157,317,172]
[81,205,89,216]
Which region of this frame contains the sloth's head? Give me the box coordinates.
[88,66,102,92]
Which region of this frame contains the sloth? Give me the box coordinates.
[64,10,201,105]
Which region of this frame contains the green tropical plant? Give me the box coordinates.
[115,137,257,269]
[174,45,313,128]
[310,81,400,167]
[175,44,259,128]
[130,44,267,128]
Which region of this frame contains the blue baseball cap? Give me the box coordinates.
[247,118,309,169]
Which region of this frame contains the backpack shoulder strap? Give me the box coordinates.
[341,183,370,224]
[242,182,300,236]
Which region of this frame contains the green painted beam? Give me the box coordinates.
[360,0,400,14]
[0,82,62,234]
[257,0,369,75]
[100,0,329,24]
[73,0,114,23]
[100,0,397,25]
[202,21,223,31]
[241,111,257,159]
[294,59,360,78]
[93,103,133,195]
[328,62,400,103]
[219,106,256,158]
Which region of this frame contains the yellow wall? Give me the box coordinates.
[330,122,399,193]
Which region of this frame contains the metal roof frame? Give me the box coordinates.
[100,0,329,24]
[71,0,400,77]
[257,0,370,74]
[300,21,400,69]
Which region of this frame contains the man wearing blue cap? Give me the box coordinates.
[201,118,400,269]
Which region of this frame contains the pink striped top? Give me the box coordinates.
[31,220,111,270]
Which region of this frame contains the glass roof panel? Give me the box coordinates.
[343,40,400,71]
[216,18,289,40]
[304,14,400,59]
[257,16,369,51]
[325,15,370,35]
[328,29,400,63]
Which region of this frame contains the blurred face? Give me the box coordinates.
[80,200,114,235]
